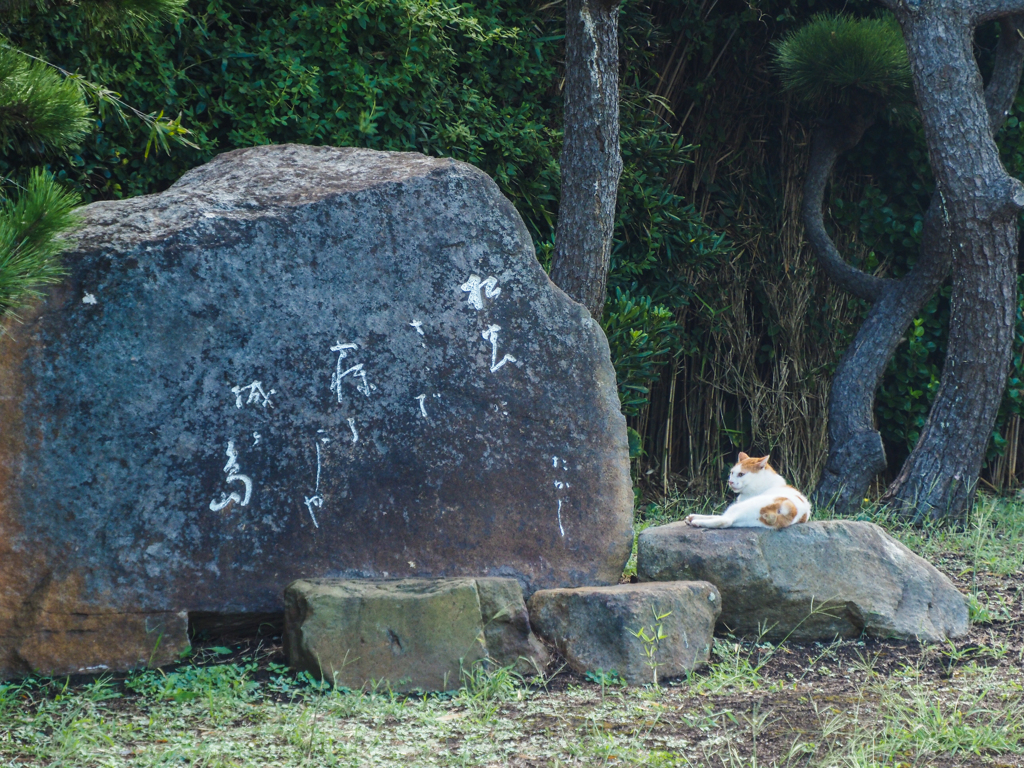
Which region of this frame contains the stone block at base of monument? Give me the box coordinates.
[283,577,549,692]
[526,582,720,686]
[637,520,969,643]
[14,608,189,677]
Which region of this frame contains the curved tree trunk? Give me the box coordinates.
[813,203,951,515]
[809,12,1024,516]
[878,4,1024,523]
[550,0,622,320]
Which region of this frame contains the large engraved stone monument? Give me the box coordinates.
[0,145,633,678]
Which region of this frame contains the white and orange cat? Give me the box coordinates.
[686,452,812,529]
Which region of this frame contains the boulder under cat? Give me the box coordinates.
[686,452,812,530]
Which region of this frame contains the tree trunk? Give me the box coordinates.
[550,0,623,320]
[811,15,1024,515]
[878,3,1024,523]
[812,204,951,515]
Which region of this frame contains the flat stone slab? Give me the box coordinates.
[18,604,188,677]
[284,577,548,691]
[637,520,969,642]
[0,144,632,679]
[527,582,720,685]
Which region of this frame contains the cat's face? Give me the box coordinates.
[727,451,772,494]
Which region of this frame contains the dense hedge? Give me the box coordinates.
[5,0,1024,492]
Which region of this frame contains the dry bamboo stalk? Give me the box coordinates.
[662,361,678,496]
[1011,415,1020,487]
[635,18,862,495]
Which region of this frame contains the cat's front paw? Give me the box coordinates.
[684,514,696,525]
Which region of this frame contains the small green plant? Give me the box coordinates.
[126,660,259,726]
[938,638,1012,675]
[690,638,764,695]
[631,607,673,688]
[76,675,121,704]
[689,601,843,694]
[0,679,31,720]
[969,593,995,625]
[584,668,626,698]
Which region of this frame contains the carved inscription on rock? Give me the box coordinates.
[0,145,633,678]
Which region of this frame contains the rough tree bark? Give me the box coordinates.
[550,0,623,320]
[810,16,1024,516]
[875,1,1024,523]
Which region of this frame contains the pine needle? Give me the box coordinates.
[0,43,92,152]
[0,168,81,321]
[773,13,914,120]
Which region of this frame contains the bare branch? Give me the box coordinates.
[978,3,1024,24]
[985,15,1024,130]
[802,116,887,303]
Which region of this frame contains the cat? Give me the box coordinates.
[685,452,812,529]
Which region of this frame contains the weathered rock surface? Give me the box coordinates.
[284,577,548,690]
[476,577,551,675]
[637,521,969,642]
[527,582,720,685]
[0,144,633,679]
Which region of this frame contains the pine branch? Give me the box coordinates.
[774,13,914,122]
[10,46,197,156]
[801,116,887,303]
[986,15,1024,130]
[0,168,80,321]
[778,13,915,303]
[979,3,1024,23]
[0,44,91,152]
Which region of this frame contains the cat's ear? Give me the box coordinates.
[738,451,749,461]
[756,455,770,469]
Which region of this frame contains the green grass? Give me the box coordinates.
[1,650,1022,766]
[804,665,1024,765]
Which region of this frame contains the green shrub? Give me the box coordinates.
[602,287,677,418]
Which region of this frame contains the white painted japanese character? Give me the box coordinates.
[210,440,253,512]
[304,495,323,528]
[231,381,275,409]
[461,274,501,310]
[481,324,517,372]
[330,342,375,400]
[304,441,324,528]
[339,363,372,397]
[329,342,358,403]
